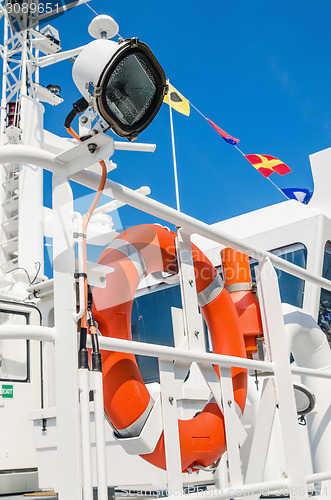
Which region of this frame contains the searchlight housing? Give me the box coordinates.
[72,38,167,140]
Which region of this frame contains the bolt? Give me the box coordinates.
[42,418,47,432]
[189,279,193,286]
[169,396,174,404]
[194,330,199,338]
[88,143,97,154]
[100,276,106,283]
[81,116,88,124]
[227,400,232,407]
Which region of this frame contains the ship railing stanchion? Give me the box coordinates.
[52,170,82,499]
[255,258,308,500]
[159,357,184,495]
[175,229,206,353]
[90,357,108,500]
[244,377,277,500]
[218,365,246,487]
[78,365,93,500]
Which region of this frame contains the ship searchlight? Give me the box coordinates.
[72,38,167,140]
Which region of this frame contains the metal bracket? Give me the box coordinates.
[113,397,163,455]
[73,232,87,239]
[86,82,101,98]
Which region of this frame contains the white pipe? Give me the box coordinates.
[0,325,56,342]
[164,469,331,500]
[283,304,331,475]
[93,335,274,372]
[91,371,108,500]
[93,186,151,215]
[0,145,58,172]
[78,369,93,500]
[71,169,331,294]
[113,141,156,152]
[27,279,54,294]
[2,144,331,292]
[290,365,331,380]
[72,212,85,322]
[36,46,86,68]
[170,477,290,500]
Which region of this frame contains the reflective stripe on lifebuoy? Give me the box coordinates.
[92,224,247,472]
[221,247,264,358]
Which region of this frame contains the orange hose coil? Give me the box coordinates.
[221,248,264,357]
[92,225,247,472]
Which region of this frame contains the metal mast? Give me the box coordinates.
[0,4,45,289]
[0,1,89,294]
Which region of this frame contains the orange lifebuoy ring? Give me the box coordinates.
[92,224,247,472]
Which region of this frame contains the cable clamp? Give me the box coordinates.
[73,232,87,239]
[74,272,87,279]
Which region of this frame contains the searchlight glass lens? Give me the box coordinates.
[105,53,157,126]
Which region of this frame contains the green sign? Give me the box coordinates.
[2,385,13,399]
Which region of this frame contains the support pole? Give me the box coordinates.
[255,258,308,500]
[52,172,82,499]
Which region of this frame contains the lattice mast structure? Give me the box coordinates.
[0,1,88,294]
[0,4,46,291]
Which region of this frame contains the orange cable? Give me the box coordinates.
[66,126,108,329]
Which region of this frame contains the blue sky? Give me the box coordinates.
[33,1,331,230]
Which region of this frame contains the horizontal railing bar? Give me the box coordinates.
[167,478,290,500]
[291,366,331,380]
[95,336,331,381]
[254,367,331,380]
[1,145,330,291]
[306,470,331,483]
[94,336,274,371]
[0,325,56,342]
[164,469,331,500]
[70,169,331,293]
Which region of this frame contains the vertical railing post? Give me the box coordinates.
[176,229,205,352]
[159,358,183,495]
[52,171,82,499]
[255,258,308,500]
[219,367,244,486]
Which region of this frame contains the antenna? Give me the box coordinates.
[88,15,119,39]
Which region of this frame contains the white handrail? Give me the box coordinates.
[0,325,56,342]
[71,169,331,293]
[95,335,273,372]
[2,144,331,292]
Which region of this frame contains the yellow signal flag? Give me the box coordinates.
[163,83,190,116]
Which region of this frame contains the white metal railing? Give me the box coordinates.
[2,144,331,500]
[0,324,55,341]
[1,144,331,292]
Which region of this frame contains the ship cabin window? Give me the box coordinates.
[318,241,331,341]
[250,243,307,308]
[131,242,307,384]
[0,311,29,382]
[131,284,182,383]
